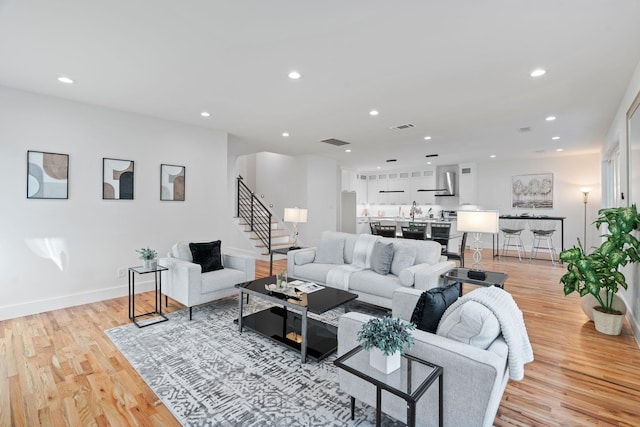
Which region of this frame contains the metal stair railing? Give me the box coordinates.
[236,176,272,253]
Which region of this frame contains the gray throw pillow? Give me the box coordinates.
[390,244,417,276]
[314,239,345,264]
[370,240,394,275]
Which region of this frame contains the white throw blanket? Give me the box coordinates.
[441,286,534,381]
[326,234,379,290]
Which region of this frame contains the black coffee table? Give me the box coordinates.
[236,276,358,363]
[443,267,508,296]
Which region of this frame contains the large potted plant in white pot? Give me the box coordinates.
[357,316,416,374]
[559,204,640,335]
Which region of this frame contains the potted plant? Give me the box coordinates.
[559,204,640,335]
[357,316,416,374]
[136,247,158,270]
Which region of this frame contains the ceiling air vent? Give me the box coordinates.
[518,127,531,133]
[320,138,350,146]
[390,123,415,130]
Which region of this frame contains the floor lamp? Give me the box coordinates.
[284,207,307,250]
[456,210,500,280]
[581,188,590,248]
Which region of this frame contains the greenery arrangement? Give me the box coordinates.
[559,204,640,314]
[136,247,158,260]
[357,316,416,356]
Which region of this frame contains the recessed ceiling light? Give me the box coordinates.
[58,76,74,84]
[426,161,432,165]
[556,148,564,152]
[424,136,432,140]
[552,136,560,140]
[288,71,301,80]
[282,132,290,137]
[200,111,211,117]
[369,110,379,116]
[530,68,546,77]
[345,149,351,153]
[546,116,556,121]
[490,155,496,158]
[376,166,381,169]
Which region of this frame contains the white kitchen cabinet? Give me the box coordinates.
[356,174,368,204]
[410,169,436,204]
[341,169,357,192]
[377,174,388,204]
[458,162,478,205]
[367,174,379,204]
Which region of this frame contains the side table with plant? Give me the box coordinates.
[137,247,158,270]
[357,316,416,374]
[559,204,640,335]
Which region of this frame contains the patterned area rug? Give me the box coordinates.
[105,297,402,426]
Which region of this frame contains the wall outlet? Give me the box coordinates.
[117,268,126,278]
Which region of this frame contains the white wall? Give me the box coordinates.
[0,86,236,320]
[302,155,339,245]
[605,59,640,344]
[476,154,602,252]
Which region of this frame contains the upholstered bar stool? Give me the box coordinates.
[528,219,557,265]
[499,219,526,261]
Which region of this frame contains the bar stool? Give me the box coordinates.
[529,220,557,265]
[499,219,526,261]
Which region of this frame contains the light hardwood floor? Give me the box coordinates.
[1,252,639,426]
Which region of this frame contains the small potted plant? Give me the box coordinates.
[136,247,158,270]
[357,316,416,374]
[560,204,640,335]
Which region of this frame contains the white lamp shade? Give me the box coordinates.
[457,210,499,234]
[284,207,308,223]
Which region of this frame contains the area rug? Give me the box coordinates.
[105,297,402,426]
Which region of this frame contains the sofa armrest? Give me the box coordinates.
[287,247,316,276]
[391,287,423,321]
[158,257,202,306]
[222,253,255,281]
[413,260,456,291]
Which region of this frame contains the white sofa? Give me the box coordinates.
[287,231,455,309]
[159,241,255,319]
[338,287,511,426]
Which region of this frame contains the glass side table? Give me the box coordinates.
[334,346,443,427]
[128,265,169,328]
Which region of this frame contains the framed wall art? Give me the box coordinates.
[103,158,134,200]
[512,173,553,209]
[160,164,185,201]
[27,150,69,199]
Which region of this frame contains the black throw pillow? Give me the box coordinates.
[410,282,461,333]
[189,241,224,273]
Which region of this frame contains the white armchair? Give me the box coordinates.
[159,241,255,320]
[337,287,510,426]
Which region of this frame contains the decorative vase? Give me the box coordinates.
[143,259,158,270]
[369,347,401,374]
[592,307,624,336]
[580,292,626,321]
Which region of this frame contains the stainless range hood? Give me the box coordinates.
[417,171,457,196]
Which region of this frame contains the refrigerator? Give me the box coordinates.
[340,191,357,233]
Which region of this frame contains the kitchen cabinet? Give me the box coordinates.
[341,169,357,192]
[410,169,436,204]
[367,174,379,204]
[458,162,478,205]
[377,174,388,204]
[356,174,368,204]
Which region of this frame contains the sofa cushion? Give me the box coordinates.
[410,282,460,333]
[321,231,359,264]
[172,242,193,262]
[292,263,336,284]
[348,270,402,300]
[370,240,394,275]
[437,300,501,349]
[189,241,224,273]
[390,243,417,276]
[201,267,246,294]
[294,250,315,265]
[314,239,345,264]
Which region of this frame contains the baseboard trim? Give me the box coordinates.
[0,279,156,321]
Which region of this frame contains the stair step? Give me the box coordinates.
[256,242,293,249]
[249,234,289,240]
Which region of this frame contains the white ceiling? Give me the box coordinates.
[2,0,640,171]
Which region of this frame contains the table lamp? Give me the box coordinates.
[456,210,500,280]
[284,207,307,249]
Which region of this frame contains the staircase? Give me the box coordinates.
[236,176,292,255]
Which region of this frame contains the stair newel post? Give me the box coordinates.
[236,176,241,218]
[250,193,255,232]
[268,211,272,253]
